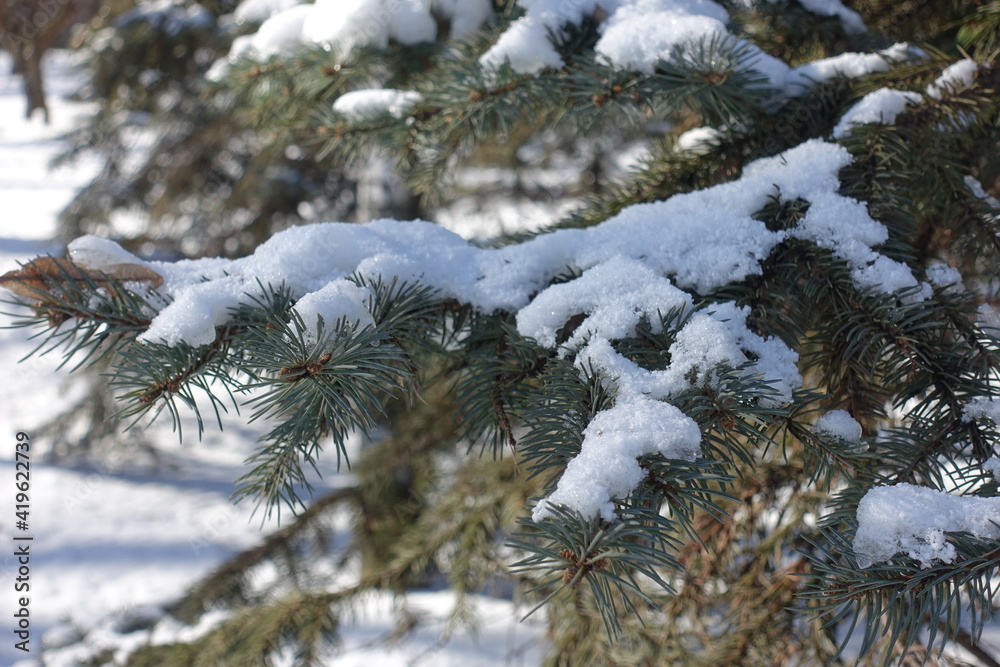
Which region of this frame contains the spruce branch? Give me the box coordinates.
[124,590,341,667]
[110,326,242,440]
[233,306,415,516]
[13,2,1000,664]
[510,503,680,638]
[452,319,551,457]
[516,357,613,481]
[0,257,158,370]
[169,487,358,624]
[956,1,1000,61]
[804,527,1000,665]
[671,362,787,467]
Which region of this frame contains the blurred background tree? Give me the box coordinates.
[1,0,104,121]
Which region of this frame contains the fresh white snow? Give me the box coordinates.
[218,0,493,71]
[4,14,1000,663]
[535,395,701,520]
[927,58,979,99]
[828,57,985,139]
[854,484,1000,568]
[80,139,919,350]
[478,0,917,100]
[966,174,1000,209]
[0,51,289,667]
[333,89,424,120]
[479,0,613,74]
[925,262,964,291]
[963,397,1000,424]
[592,0,731,74]
[831,88,922,139]
[783,44,917,96]
[676,126,722,154]
[812,410,862,445]
[294,280,376,343]
[234,0,304,24]
[229,3,313,61]
[216,0,919,105]
[305,0,438,52]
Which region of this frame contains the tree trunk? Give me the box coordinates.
[21,47,47,122]
[1,0,105,123]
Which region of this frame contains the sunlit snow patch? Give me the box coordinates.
[854,484,1000,568]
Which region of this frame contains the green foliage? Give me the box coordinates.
[12,0,1000,664]
[233,309,412,512]
[806,528,1000,665]
[957,1,1000,61]
[124,591,341,667]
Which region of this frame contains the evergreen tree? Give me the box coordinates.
[5,0,1000,664]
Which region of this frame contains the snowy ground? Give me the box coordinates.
[0,51,546,666]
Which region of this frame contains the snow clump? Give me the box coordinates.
[479,0,613,74]
[965,175,1000,209]
[481,0,919,99]
[535,395,701,520]
[217,0,492,71]
[963,398,1000,424]
[783,43,918,95]
[333,89,424,119]
[854,484,1000,568]
[812,410,862,445]
[676,126,722,154]
[234,0,303,24]
[832,88,922,139]
[926,59,979,99]
[925,263,964,291]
